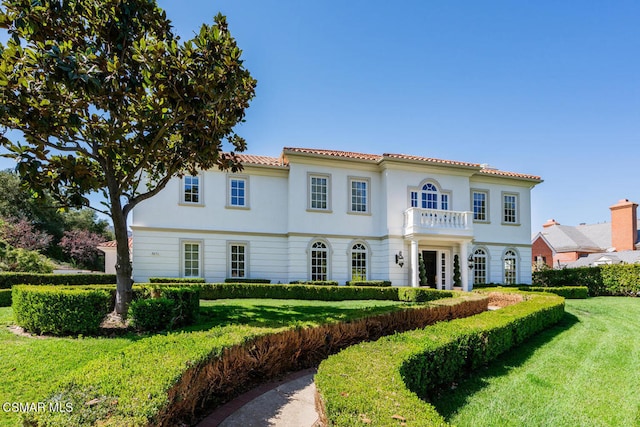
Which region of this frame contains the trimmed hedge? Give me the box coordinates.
[521,286,589,299]
[0,288,11,307]
[12,285,112,335]
[533,264,640,296]
[129,298,176,331]
[132,286,200,329]
[149,277,206,284]
[315,291,565,426]
[224,278,271,283]
[0,272,117,289]
[145,282,456,302]
[289,280,340,286]
[345,280,392,287]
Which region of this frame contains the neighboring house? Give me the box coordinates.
[97,238,133,275]
[131,147,542,289]
[532,199,640,269]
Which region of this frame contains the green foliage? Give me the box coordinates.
[398,287,454,302]
[289,280,340,286]
[0,272,116,289]
[12,285,111,335]
[315,292,565,426]
[453,254,461,286]
[521,286,589,299]
[129,298,176,331]
[0,288,10,306]
[156,286,200,325]
[149,277,206,283]
[345,280,392,287]
[0,239,54,273]
[418,253,427,286]
[532,264,640,296]
[224,278,271,283]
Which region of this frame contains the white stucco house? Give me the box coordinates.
[130,147,542,290]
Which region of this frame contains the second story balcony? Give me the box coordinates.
[403,208,474,238]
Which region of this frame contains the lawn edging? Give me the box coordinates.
[26,294,487,426]
[314,291,565,426]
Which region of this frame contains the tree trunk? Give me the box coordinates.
[113,211,133,316]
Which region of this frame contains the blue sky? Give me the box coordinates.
[2,1,639,231]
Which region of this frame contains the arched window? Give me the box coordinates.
[422,183,439,209]
[503,250,517,285]
[351,243,368,281]
[310,241,329,281]
[473,248,487,285]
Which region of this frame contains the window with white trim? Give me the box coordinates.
[183,175,200,204]
[309,174,330,211]
[351,243,367,281]
[229,177,247,207]
[349,178,369,213]
[183,242,201,277]
[473,248,487,285]
[503,193,518,224]
[229,243,246,278]
[473,191,488,221]
[310,241,328,281]
[503,250,517,284]
[422,183,438,209]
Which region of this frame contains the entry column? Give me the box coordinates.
[410,240,419,287]
[460,241,470,292]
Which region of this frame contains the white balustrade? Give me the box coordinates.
[404,208,473,236]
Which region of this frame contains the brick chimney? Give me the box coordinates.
[610,199,638,251]
[543,219,560,228]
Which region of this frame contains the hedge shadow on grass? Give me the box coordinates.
[430,312,579,420]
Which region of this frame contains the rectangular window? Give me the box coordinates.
[183,242,201,277]
[230,178,246,207]
[183,176,200,204]
[229,244,246,278]
[503,193,518,224]
[441,194,449,211]
[309,174,330,211]
[410,191,418,208]
[473,191,488,221]
[349,178,369,213]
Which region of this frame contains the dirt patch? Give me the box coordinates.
[486,292,524,309]
[7,325,47,339]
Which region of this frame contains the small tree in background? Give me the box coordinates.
[0,0,256,315]
[60,229,104,270]
[418,253,428,286]
[453,254,461,287]
[0,216,53,251]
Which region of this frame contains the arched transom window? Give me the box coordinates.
[351,243,368,281]
[410,181,450,210]
[503,250,517,285]
[310,241,329,281]
[473,248,487,285]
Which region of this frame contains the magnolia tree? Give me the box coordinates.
[0,0,256,315]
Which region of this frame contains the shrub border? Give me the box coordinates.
[314,291,565,426]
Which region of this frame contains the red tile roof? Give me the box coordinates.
[382,152,480,168]
[97,238,133,250]
[477,168,542,181]
[283,147,382,162]
[236,154,285,167]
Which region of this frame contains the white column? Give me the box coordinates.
[460,241,470,292]
[410,240,419,287]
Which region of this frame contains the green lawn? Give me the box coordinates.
[432,297,640,426]
[0,298,405,427]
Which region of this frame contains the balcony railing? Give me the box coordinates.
[403,208,473,237]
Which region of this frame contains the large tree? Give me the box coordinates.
[0,0,256,314]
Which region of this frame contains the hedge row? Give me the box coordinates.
[521,286,589,299]
[137,282,453,302]
[315,291,565,426]
[224,278,271,283]
[12,286,112,335]
[345,280,392,287]
[0,289,11,307]
[289,280,340,286]
[533,264,640,296]
[0,272,117,289]
[149,277,206,284]
[129,287,200,331]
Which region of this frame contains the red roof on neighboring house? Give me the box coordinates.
[97,238,133,250]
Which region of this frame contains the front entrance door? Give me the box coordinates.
[422,250,437,287]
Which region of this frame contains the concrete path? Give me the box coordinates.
[197,368,320,427]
